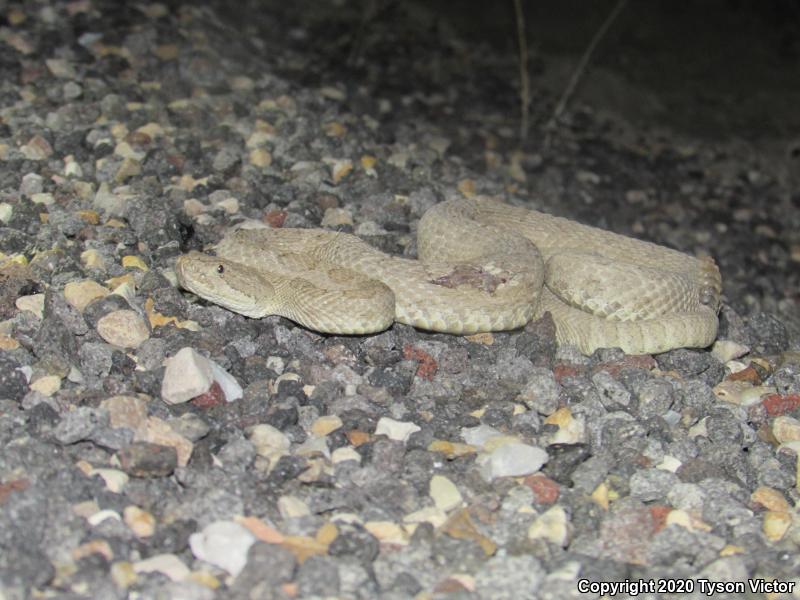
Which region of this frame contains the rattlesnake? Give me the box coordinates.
[175,196,721,354]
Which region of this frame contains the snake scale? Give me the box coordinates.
[175,196,722,355]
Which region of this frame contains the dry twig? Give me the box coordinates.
[545,0,629,145]
[512,0,531,142]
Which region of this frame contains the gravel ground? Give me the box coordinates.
[1,2,800,599]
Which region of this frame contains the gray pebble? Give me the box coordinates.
[746,312,789,354]
[518,367,560,415]
[230,543,296,596]
[296,555,341,597]
[53,406,109,444]
[634,378,675,419]
[474,555,546,599]
[117,442,177,478]
[591,370,633,410]
[0,354,29,402]
[773,363,800,395]
[79,342,114,381]
[629,468,680,502]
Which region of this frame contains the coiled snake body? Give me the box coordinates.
[176,197,721,354]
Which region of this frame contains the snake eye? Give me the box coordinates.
[216,264,225,274]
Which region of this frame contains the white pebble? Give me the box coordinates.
[96,310,150,348]
[87,509,122,526]
[277,495,311,519]
[477,442,548,481]
[189,520,256,577]
[527,505,569,546]
[331,447,361,464]
[375,417,420,442]
[133,553,190,582]
[461,424,504,448]
[711,339,750,362]
[249,424,290,454]
[429,475,463,512]
[161,347,242,404]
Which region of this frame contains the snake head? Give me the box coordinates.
[175,252,275,318]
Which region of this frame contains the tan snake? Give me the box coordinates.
[175,196,721,355]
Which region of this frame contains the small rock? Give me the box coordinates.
[29,375,61,396]
[750,486,790,512]
[0,354,29,401]
[54,407,108,444]
[235,516,285,544]
[635,379,675,419]
[461,424,504,447]
[101,395,148,430]
[403,506,448,528]
[311,414,343,436]
[364,521,408,545]
[664,509,694,530]
[596,500,655,565]
[429,475,463,512]
[331,447,361,464]
[517,368,560,415]
[45,57,77,78]
[230,543,296,594]
[591,371,632,410]
[543,407,586,444]
[110,561,137,588]
[189,520,256,577]
[762,511,791,542]
[375,417,420,442]
[191,381,226,409]
[30,192,54,205]
[80,249,106,270]
[523,473,561,505]
[136,416,193,467]
[295,435,330,460]
[278,495,311,519]
[477,442,548,480]
[20,173,44,197]
[96,309,150,348]
[133,554,190,582]
[330,159,353,184]
[296,555,341,597]
[124,505,156,537]
[21,135,53,160]
[474,555,545,598]
[15,293,44,317]
[772,416,800,443]
[161,347,243,404]
[117,442,178,477]
[167,413,211,442]
[63,279,110,312]
[249,423,291,456]
[321,207,353,227]
[711,340,750,363]
[86,509,121,527]
[90,468,129,493]
[121,255,148,271]
[281,535,329,564]
[527,505,569,546]
[212,195,239,215]
[249,147,272,167]
[629,468,680,502]
[697,556,749,586]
